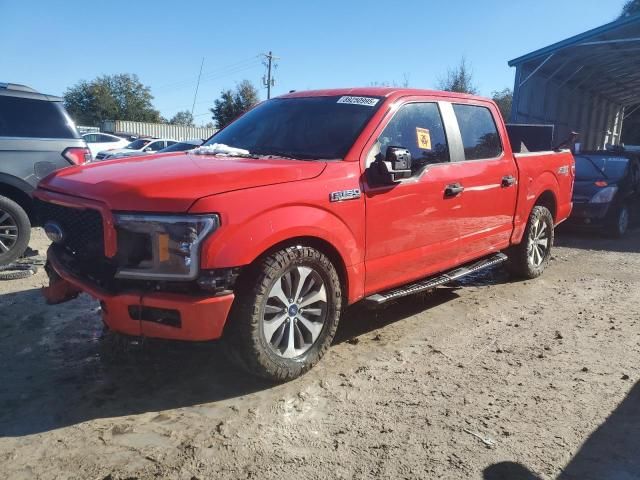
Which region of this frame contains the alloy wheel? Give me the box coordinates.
[0,209,18,255]
[262,265,328,358]
[528,218,550,267]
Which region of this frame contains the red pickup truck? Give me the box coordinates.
[35,88,574,381]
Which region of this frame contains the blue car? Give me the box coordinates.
[568,150,640,237]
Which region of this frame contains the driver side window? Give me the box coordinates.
[376,102,449,174]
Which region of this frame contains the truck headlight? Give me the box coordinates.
[590,186,618,204]
[114,214,219,281]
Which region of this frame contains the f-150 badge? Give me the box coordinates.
[330,189,361,202]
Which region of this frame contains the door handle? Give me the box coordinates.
[502,175,516,187]
[444,183,464,197]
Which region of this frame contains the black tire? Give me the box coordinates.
[0,195,31,266]
[506,205,554,279]
[0,263,38,281]
[225,246,342,382]
[606,204,630,238]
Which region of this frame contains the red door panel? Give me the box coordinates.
[363,167,461,294]
[456,157,518,262]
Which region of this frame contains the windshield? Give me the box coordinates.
[204,95,383,159]
[575,155,628,181]
[126,139,150,150]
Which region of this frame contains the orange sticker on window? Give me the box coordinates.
[416,127,432,150]
[158,233,170,262]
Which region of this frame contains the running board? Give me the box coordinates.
[364,252,508,305]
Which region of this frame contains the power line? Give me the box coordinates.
[191,57,205,116]
[161,62,264,112]
[154,56,261,93]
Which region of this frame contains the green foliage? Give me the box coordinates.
[210,80,260,129]
[437,57,478,95]
[620,0,640,17]
[169,110,195,126]
[491,88,513,120]
[64,74,161,126]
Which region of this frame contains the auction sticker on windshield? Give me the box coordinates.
[337,96,379,106]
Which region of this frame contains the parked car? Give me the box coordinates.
[36,88,574,381]
[0,82,90,265]
[82,132,129,158]
[567,151,640,237]
[157,139,204,153]
[94,138,177,160]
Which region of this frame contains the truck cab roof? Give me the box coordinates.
[279,87,489,103]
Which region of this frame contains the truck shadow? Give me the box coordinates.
[483,380,640,480]
[0,285,463,437]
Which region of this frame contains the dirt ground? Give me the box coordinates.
[0,227,639,480]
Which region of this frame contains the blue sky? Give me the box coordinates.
[0,0,628,124]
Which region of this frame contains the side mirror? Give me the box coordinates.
[374,146,413,183]
[143,147,152,152]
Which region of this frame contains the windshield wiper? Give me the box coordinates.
[583,155,608,179]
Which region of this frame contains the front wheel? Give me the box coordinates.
[0,195,31,266]
[607,204,630,238]
[506,205,554,279]
[225,246,342,382]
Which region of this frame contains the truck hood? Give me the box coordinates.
[39,152,327,212]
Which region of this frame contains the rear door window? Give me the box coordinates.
[452,104,502,160]
[0,96,79,139]
[376,102,449,174]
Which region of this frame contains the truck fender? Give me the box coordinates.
[0,173,35,194]
[0,173,36,219]
[200,205,365,303]
[511,171,559,244]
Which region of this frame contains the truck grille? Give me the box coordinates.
[36,199,105,259]
[36,199,119,287]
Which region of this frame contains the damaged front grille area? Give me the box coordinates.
[37,199,240,295]
[36,199,105,260]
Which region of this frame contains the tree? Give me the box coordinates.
[491,88,513,120]
[437,57,478,95]
[210,80,260,129]
[64,74,161,126]
[620,0,640,17]
[369,73,411,88]
[169,110,195,126]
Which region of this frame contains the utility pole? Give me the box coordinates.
[262,51,279,99]
[191,57,205,116]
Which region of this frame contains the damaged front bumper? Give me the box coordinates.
[43,247,235,341]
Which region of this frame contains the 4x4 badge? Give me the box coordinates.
[330,189,361,202]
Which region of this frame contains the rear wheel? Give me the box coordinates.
[225,246,342,382]
[607,204,630,238]
[0,195,31,266]
[506,205,554,279]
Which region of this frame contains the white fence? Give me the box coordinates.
[102,120,217,141]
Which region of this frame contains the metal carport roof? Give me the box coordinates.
[508,14,640,149]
